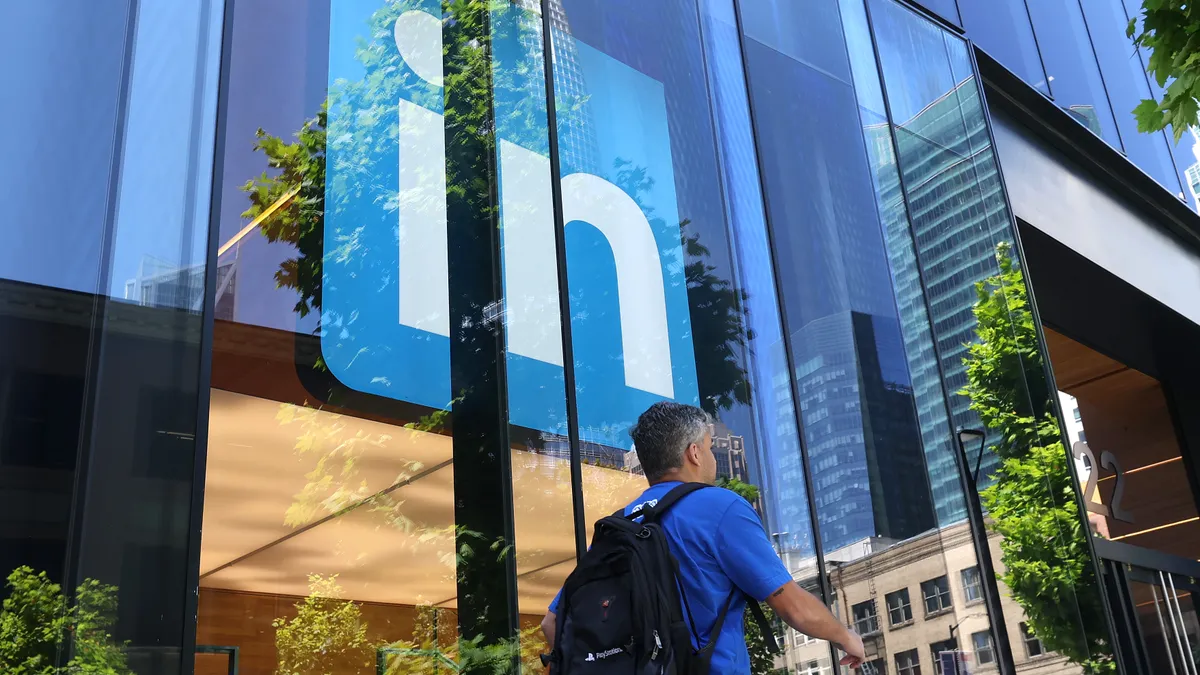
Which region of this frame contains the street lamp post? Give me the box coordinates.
[954,427,1016,675]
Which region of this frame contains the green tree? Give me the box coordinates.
[0,567,131,675]
[1127,1,1200,139]
[959,243,1115,674]
[716,479,780,675]
[274,575,373,675]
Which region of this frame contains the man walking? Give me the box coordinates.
[541,402,866,673]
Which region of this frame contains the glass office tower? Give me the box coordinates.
[6,1,1200,674]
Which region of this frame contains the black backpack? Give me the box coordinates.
[547,482,779,675]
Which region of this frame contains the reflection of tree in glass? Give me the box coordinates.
[380,605,545,675]
[959,243,1114,674]
[611,159,753,416]
[0,567,131,675]
[275,576,546,675]
[274,575,373,675]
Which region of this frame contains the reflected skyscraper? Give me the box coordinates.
[873,77,1009,522]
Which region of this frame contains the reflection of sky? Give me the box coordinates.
[109,2,223,302]
[214,0,329,334]
[868,0,964,125]
[740,0,935,551]
[2,3,137,294]
[700,0,816,556]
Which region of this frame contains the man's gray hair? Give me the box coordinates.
[630,402,712,481]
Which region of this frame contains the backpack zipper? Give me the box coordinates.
[652,630,662,660]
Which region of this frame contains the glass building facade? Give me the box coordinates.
[6,0,1200,674]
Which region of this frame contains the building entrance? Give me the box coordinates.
[1096,540,1200,674]
[1022,223,1200,673]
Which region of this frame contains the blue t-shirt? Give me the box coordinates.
[549,482,793,674]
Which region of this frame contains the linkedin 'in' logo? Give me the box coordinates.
[322,1,698,447]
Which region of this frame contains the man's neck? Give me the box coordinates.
[649,472,706,487]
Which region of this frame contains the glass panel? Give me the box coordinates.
[539,0,830,671]
[740,0,986,671]
[0,2,131,294]
[1024,0,1124,147]
[0,15,135,671]
[196,1,528,672]
[956,0,1049,95]
[2,1,222,672]
[911,0,961,27]
[484,0,579,654]
[1080,0,1184,198]
[868,0,1119,671]
[840,0,967,525]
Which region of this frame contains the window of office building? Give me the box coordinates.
[737,3,989,669]
[867,0,1116,669]
[798,660,824,675]
[193,0,834,671]
[862,658,888,675]
[972,630,996,664]
[930,639,958,675]
[921,576,953,615]
[956,0,1049,94]
[895,648,922,675]
[886,588,913,626]
[853,599,881,636]
[1021,623,1045,658]
[1024,0,1123,147]
[1079,0,1184,198]
[960,566,983,604]
[2,3,223,673]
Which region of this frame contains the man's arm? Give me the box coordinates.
[540,610,556,647]
[765,582,865,668]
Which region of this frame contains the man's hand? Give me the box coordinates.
[836,629,865,669]
[766,582,867,668]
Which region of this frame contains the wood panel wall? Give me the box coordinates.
[195,587,545,675]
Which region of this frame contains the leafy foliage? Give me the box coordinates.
[379,605,546,675]
[715,478,778,675]
[0,567,131,675]
[274,575,374,675]
[959,244,1114,674]
[1127,1,1200,140]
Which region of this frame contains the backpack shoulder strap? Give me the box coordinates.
[745,595,780,654]
[696,591,782,664]
[641,481,710,521]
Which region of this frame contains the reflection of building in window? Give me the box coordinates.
[920,576,952,616]
[511,0,598,176]
[1183,128,1200,214]
[540,434,628,470]
[796,660,824,675]
[124,256,236,319]
[870,76,1011,523]
[959,566,982,605]
[894,648,921,675]
[785,312,935,553]
[971,630,995,665]
[711,422,748,483]
[1064,105,1102,137]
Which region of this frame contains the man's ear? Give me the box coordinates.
[683,443,700,467]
